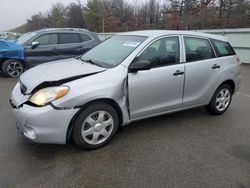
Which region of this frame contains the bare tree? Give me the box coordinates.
[12,0,250,33]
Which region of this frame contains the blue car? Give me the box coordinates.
[0,39,24,77]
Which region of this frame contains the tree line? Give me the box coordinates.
[12,0,250,33]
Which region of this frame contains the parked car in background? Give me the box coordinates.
[0,39,24,77]
[10,30,241,150]
[0,28,100,77]
[0,32,22,41]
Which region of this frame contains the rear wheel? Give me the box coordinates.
[2,59,24,77]
[205,84,232,115]
[72,103,119,150]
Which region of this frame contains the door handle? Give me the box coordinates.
[173,70,185,76]
[212,64,221,69]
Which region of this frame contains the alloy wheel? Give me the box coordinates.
[215,88,231,112]
[7,61,24,77]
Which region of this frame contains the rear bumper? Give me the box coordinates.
[234,74,241,93]
[10,101,78,144]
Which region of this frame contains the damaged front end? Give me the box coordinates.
[10,60,131,144]
[11,71,104,110]
[11,58,106,109]
[9,62,105,144]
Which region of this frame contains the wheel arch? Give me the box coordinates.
[0,58,9,70]
[219,79,235,93]
[66,98,124,143]
[206,79,236,106]
[1,58,26,67]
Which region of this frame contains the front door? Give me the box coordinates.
[24,33,58,68]
[128,36,185,119]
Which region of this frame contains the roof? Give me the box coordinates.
[118,30,228,41]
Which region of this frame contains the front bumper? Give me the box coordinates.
[10,82,79,144]
[10,100,79,144]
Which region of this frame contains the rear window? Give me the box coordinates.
[211,39,236,57]
[184,37,215,62]
[58,33,81,44]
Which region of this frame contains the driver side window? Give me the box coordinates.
[32,34,58,46]
[138,36,180,67]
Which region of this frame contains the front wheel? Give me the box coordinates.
[72,103,119,150]
[2,59,25,77]
[205,84,232,115]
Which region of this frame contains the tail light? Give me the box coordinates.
[236,55,241,64]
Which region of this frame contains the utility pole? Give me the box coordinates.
[102,17,105,33]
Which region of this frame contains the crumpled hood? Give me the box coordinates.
[20,58,106,94]
[0,39,24,60]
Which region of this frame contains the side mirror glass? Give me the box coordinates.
[129,60,151,73]
[31,41,40,49]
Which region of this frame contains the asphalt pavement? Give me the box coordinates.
[0,65,250,188]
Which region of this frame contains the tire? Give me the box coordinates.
[2,59,25,77]
[205,84,233,115]
[72,102,119,150]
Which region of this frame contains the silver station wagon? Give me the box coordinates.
[10,30,241,149]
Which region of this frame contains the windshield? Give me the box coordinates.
[81,35,147,68]
[17,32,37,45]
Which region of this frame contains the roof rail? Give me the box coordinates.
[38,28,89,32]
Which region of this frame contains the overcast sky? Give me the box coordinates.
[0,0,79,31]
[0,0,155,32]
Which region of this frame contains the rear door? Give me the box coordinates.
[210,39,237,67]
[78,33,98,54]
[182,36,222,107]
[57,33,94,59]
[24,33,58,67]
[128,36,185,119]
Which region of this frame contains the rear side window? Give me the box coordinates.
[211,39,236,57]
[58,33,81,44]
[80,34,92,42]
[33,34,57,45]
[184,37,215,62]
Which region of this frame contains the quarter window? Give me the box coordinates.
[138,36,180,67]
[184,37,215,62]
[33,34,57,45]
[80,34,92,42]
[58,33,81,44]
[211,39,236,57]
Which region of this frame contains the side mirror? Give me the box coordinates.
[31,41,40,49]
[128,60,151,73]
